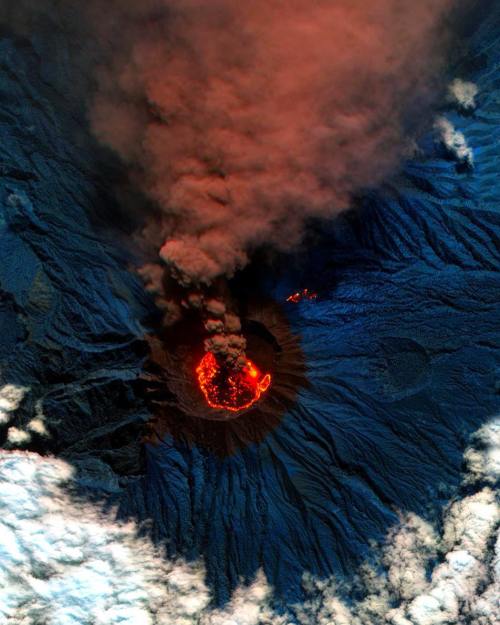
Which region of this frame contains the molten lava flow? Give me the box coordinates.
[286,288,318,304]
[196,352,271,412]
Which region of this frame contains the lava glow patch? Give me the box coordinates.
[196,352,272,412]
[286,288,318,303]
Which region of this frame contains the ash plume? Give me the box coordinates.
[89,0,454,284]
[3,0,456,367]
[87,0,455,365]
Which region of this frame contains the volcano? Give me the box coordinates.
[1,1,499,621]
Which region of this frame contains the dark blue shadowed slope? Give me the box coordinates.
[0,2,498,611]
[123,4,500,604]
[0,30,152,472]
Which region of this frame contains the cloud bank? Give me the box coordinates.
[0,452,210,624]
[2,417,498,624]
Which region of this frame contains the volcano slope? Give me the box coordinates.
[0,0,499,612]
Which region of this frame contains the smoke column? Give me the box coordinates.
[3,0,456,366]
[88,0,454,285]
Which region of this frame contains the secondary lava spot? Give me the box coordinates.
[196,352,271,412]
[286,288,318,304]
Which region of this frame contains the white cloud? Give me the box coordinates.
[382,513,438,601]
[469,531,499,625]
[464,417,500,484]
[0,384,29,426]
[0,451,210,625]
[290,417,499,625]
[448,78,478,111]
[1,417,498,625]
[5,426,31,446]
[200,570,290,625]
[27,417,49,436]
[435,117,474,166]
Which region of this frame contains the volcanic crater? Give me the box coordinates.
[142,298,307,456]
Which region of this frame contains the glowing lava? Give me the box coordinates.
[196,352,272,412]
[286,288,318,304]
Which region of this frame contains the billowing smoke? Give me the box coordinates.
[89,0,454,285]
[86,0,455,365]
[2,0,457,367]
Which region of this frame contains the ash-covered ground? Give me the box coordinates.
[0,2,499,623]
